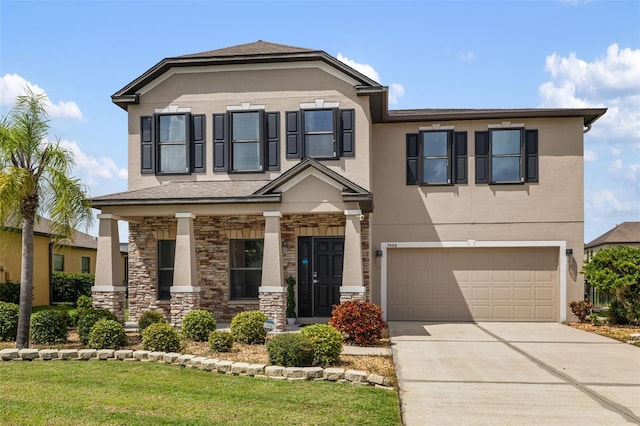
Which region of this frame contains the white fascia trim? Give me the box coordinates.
[170,286,201,293]
[154,106,191,113]
[139,62,362,95]
[278,168,345,193]
[97,214,120,221]
[344,209,362,216]
[340,286,366,293]
[380,240,567,323]
[418,125,455,131]
[299,98,340,109]
[259,286,287,293]
[175,213,196,220]
[263,211,282,218]
[227,103,266,111]
[488,122,525,129]
[92,286,126,292]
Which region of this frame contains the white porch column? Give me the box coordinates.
[341,209,366,302]
[259,211,286,330]
[92,214,126,322]
[170,213,201,327]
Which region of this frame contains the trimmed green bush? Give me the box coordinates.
[0,282,20,304]
[208,330,234,352]
[30,310,69,344]
[267,333,315,367]
[138,310,167,333]
[88,319,127,349]
[142,322,181,352]
[76,295,93,309]
[300,324,343,367]
[182,310,216,341]
[51,272,94,305]
[230,310,268,344]
[77,308,117,345]
[0,302,19,341]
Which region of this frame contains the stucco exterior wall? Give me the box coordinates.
[53,246,97,275]
[370,117,586,320]
[0,232,51,305]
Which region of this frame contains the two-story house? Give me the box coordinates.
[91,41,606,329]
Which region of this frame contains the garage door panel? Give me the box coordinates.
[387,247,559,321]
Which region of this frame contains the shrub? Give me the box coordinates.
[300,324,343,367]
[267,333,315,367]
[138,310,167,333]
[608,299,630,325]
[77,308,117,345]
[182,310,216,341]
[230,310,268,344]
[76,295,93,310]
[51,272,94,305]
[0,302,19,341]
[68,309,80,327]
[329,300,386,346]
[208,330,234,352]
[88,319,127,349]
[587,313,603,326]
[30,310,69,344]
[286,276,296,319]
[569,299,593,323]
[0,282,20,304]
[141,322,181,352]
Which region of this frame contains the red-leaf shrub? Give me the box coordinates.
[569,299,593,323]
[329,300,385,346]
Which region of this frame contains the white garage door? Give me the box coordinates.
[387,247,559,321]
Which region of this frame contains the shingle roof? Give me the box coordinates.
[1,217,98,249]
[585,222,640,249]
[178,40,315,59]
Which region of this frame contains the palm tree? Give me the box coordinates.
[0,88,92,348]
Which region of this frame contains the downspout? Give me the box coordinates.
[583,123,592,134]
[48,240,53,305]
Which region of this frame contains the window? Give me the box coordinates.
[406,131,467,185]
[140,113,205,175]
[158,240,176,301]
[286,109,354,159]
[475,128,538,184]
[212,111,280,172]
[231,111,262,171]
[229,240,263,300]
[53,254,64,272]
[81,256,90,274]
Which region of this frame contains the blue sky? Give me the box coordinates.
[1,0,638,243]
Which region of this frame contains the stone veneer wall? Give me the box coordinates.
[128,213,371,323]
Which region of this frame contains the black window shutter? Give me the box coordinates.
[406,133,419,185]
[286,111,301,158]
[140,116,155,174]
[454,131,467,184]
[191,114,205,173]
[340,109,355,157]
[475,131,490,184]
[265,112,280,171]
[525,129,538,182]
[213,113,228,171]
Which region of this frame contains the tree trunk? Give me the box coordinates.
[16,214,35,348]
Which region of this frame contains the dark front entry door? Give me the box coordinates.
[298,237,344,317]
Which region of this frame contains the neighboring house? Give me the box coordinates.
[0,218,98,305]
[91,41,606,328]
[584,222,639,307]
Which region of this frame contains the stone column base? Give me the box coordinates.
[259,286,287,331]
[92,286,126,323]
[339,286,367,304]
[170,287,201,328]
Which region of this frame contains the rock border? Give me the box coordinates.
[0,348,394,389]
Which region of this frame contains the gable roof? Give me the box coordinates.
[585,222,640,250]
[111,40,383,110]
[1,217,98,250]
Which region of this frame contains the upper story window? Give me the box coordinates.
[140,112,206,175]
[213,111,280,173]
[406,130,467,185]
[475,128,538,184]
[286,108,355,160]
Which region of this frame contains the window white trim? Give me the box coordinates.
[380,240,567,322]
[418,125,454,131]
[154,105,191,113]
[299,98,340,109]
[227,102,266,111]
[488,122,525,129]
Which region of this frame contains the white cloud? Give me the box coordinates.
[538,44,640,141]
[609,158,640,182]
[587,189,639,217]
[584,150,598,162]
[336,53,406,105]
[460,52,475,61]
[0,73,82,119]
[611,147,622,156]
[58,139,127,183]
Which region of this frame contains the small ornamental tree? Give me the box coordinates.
[582,246,640,325]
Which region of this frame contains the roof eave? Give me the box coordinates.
[90,194,282,208]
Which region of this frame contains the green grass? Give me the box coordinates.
[0,362,401,425]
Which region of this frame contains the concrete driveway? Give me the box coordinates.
[389,322,640,425]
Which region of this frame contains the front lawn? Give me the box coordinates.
[0,362,401,425]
